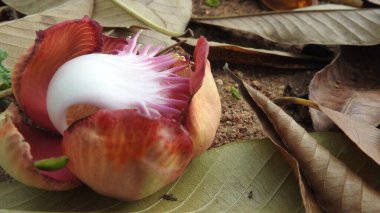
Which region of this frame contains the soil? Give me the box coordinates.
[191,0,317,147]
[210,64,315,147]
[192,0,264,17]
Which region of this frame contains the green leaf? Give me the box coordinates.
[1,132,377,212]
[230,86,241,100]
[0,49,11,91]
[206,0,220,7]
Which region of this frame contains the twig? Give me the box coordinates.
[155,39,187,56]
[0,88,13,99]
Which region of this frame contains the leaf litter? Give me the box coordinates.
[224,64,380,212]
[0,0,380,211]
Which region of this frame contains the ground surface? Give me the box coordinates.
[192,0,316,147]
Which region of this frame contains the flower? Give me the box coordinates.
[0,17,221,200]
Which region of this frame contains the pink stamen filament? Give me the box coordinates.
[46,31,191,134]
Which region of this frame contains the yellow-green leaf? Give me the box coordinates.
[1,132,378,212]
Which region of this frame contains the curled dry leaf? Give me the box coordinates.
[275,97,380,166]
[195,7,380,45]
[260,0,316,11]
[309,45,380,130]
[0,6,19,22]
[318,105,380,166]
[225,65,380,212]
[182,38,328,69]
[308,44,380,165]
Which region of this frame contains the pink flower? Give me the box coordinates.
[0,17,221,200]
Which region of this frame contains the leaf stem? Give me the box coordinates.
[0,88,13,98]
[273,97,320,110]
[156,39,187,56]
[111,0,184,37]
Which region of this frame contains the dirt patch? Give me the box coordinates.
[192,0,264,17]
[192,0,316,147]
[211,64,315,147]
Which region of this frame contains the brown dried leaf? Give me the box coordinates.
[366,0,380,6]
[275,97,380,167]
[0,6,20,22]
[309,45,380,130]
[182,38,328,69]
[308,44,380,165]
[195,8,380,45]
[324,0,363,7]
[260,0,316,11]
[318,105,380,166]
[225,65,380,211]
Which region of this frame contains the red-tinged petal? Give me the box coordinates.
[0,103,80,190]
[186,61,221,157]
[190,36,209,94]
[102,35,128,54]
[12,16,103,132]
[62,109,193,201]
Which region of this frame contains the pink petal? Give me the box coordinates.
[102,35,128,54]
[62,109,193,200]
[186,61,221,157]
[0,103,80,190]
[190,36,209,94]
[12,16,103,132]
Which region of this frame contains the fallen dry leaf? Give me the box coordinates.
[365,0,380,6]
[194,7,380,45]
[225,65,380,212]
[309,45,380,130]
[318,105,380,166]
[0,6,20,22]
[0,0,94,69]
[260,0,316,11]
[3,0,192,37]
[2,0,67,14]
[182,38,328,69]
[93,0,192,36]
[275,97,380,167]
[324,0,363,7]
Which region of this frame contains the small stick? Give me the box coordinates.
[155,39,187,56]
[0,88,13,99]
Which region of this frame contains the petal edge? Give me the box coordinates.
[12,16,103,132]
[63,109,193,200]
[0,103,80,190]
